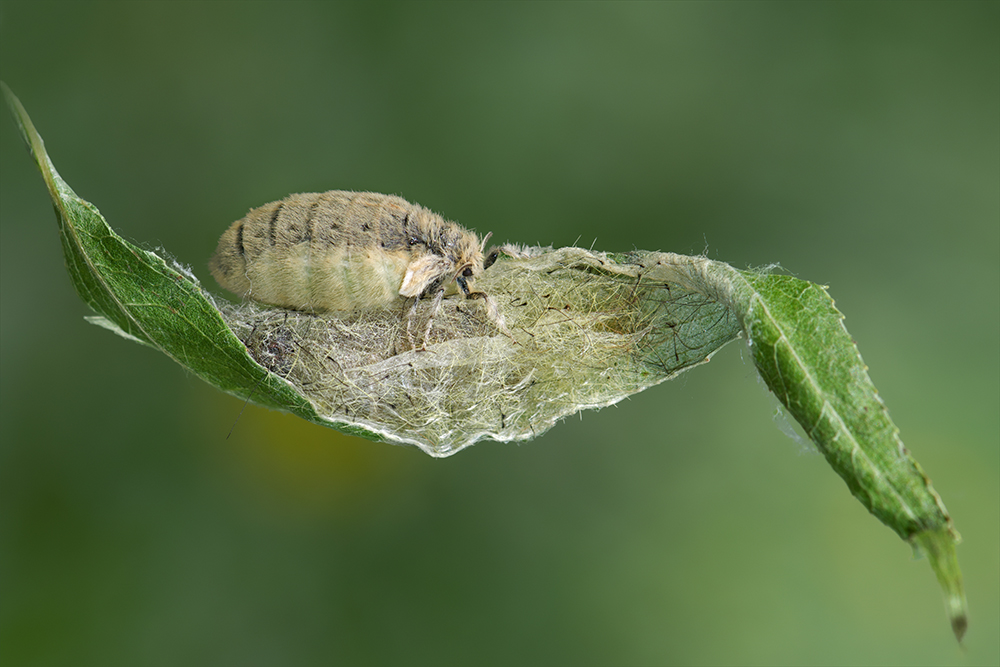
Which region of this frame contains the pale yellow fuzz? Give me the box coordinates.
[243,246,411,311]
[209,190,489,314]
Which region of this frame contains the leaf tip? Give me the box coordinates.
[1,80,15,105]
[911,526,968,643]
[951,610,968,643]
[2,81,30,142]
[2,81,62,201]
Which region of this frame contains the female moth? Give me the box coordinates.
[209,190,497,316]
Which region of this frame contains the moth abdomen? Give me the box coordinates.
[209,190,490,314]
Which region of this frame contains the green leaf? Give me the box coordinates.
[3,82,965,641]
[672,259,967,641]
[734,270,967,641]
[1,81,336,435]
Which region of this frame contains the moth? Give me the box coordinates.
[209,191,501,341]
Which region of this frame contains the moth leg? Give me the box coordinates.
[402,296,420,352]
[456,274,506,335]
[465,290,511,339]
[418,288,445,351]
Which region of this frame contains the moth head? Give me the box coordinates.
[455,232,498,296]
[399,230,495,299]
[456,265,476,297]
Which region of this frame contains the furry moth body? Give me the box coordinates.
[209,191,495,313]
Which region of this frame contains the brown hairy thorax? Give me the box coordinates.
[209,191,494,313]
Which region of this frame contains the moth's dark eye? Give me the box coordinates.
[483,248,499,271]
[462,267,474,277]
[408,236,420,246]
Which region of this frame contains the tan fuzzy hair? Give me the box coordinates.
[209,191,485,312]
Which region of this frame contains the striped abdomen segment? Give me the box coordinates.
[209,191,419,311]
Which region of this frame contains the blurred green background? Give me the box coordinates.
[1,2,997,665]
